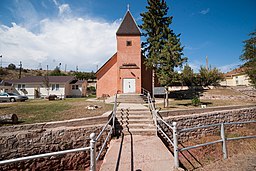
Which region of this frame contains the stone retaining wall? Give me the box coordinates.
[0,116,111,170]
[158,107,256,143]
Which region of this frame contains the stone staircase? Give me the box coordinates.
[115,94,156,136]
[116,109,156,136]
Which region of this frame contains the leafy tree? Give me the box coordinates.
[240,30,256,88]
[181,65,224,87]
[198,66,224,86]
[73,71,96,80]
[7,63,16,70]
[140,0,186,107]
[49,67,66,76]
[181,64,194,86]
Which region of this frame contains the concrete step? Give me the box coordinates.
[122,128,156,136]
[118,119,153,124]
[116,115,152,120]
[117,123,155,129]
[116,110,151,114]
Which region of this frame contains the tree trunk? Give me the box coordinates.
[164,87,169,108]
[0,114,18,124]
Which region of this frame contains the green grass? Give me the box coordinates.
[0,98,113,124]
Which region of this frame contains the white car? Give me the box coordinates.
[0,93,28,102]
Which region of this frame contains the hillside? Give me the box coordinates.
[0,68,95,81]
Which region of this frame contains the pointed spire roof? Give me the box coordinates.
[116,10,141,36]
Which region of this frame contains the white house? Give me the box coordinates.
[8,76,87,99]
[220,67,251,87]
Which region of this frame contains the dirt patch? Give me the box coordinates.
[178,124,256,171]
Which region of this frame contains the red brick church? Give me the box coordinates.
[96,9,152,98]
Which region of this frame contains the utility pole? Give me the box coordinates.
[206,56,209,70]
[65,64,67,72]
[19,61,22,79]
[0,55,2,68]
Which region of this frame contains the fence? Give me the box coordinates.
[146,93,256,169]
[0,94,118,171]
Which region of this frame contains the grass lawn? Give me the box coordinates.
[0,98,113,124]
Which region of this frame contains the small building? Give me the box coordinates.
[220,67,251,86]
[0,80,14,93]
[96,9,152,98]
[8,76,87,99]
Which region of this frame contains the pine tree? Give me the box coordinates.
[140,0,186,107]
[240,31,256,88]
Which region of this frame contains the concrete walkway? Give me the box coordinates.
[100,99,175,171]
[100,135,175,171]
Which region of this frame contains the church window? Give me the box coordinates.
[126,41,132,46]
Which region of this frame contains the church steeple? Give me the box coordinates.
[116,10,141,36]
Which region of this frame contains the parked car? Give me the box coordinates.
[0,92,28,102]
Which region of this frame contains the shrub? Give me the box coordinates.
[191,96,201,106]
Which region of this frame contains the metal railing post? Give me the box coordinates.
[220,123,227,159]
[173,122,179,168]
[112,94,117,136]
[90,133,96,171]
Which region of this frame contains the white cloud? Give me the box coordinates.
[58,4,71,16]
[200,8,210,15]
[0,2,120,71]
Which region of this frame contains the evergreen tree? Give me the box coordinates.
[140,0,186,107]
[49,67,66,76]
[240,30,256,88]
[182,64,194,86]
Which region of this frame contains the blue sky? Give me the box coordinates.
[0,0,255,72]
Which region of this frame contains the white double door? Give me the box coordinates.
[123,78,136,93]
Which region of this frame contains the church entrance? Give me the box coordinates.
[123,78,136,93]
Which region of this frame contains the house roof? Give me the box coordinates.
[9,76,75,84]
[225,67,247,77]
[0,80,12,86]
[116,10,141,36]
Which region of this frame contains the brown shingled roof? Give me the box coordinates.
[225,67,247,77]
[9,76,75,84]
[116,10,141,36]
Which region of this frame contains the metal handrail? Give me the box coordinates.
[173,120,256,168]
[179,123,221,132]
[94,93,118,164]
[95,115,113,141]
[0,94,119,171]
[0,146,91,165]
[155,114,174,130]
[141,87,150,96]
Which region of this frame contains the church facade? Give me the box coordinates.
[96,10,152,97]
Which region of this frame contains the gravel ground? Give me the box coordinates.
[197,152,256,171]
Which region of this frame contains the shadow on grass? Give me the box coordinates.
[177,101,213,107]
